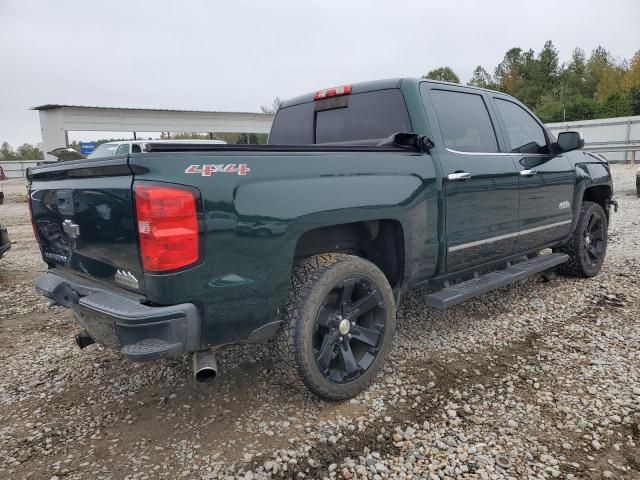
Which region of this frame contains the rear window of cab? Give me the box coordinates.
[268,89,412,144]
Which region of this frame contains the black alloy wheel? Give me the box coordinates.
[270,254,396,400]
[313,276,386,383]
[581,211,605,269]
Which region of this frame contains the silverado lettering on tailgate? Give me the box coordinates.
[185,164,251,177]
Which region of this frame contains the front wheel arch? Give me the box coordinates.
[582,184,612,221]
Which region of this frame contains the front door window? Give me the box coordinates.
[494,99,549,154]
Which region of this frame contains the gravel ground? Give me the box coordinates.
[0,166,638,480]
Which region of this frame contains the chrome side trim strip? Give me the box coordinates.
[445,147,550,157]
[448,220,572,253]
[445,147,511,156]
[449,231,519,252]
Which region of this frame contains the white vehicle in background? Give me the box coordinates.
[48,139,227,161]
[87,139,227,158]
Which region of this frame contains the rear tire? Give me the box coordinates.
[555,201,607,277]
[270,254,395,400]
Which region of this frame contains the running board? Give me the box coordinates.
[425,253,569,309]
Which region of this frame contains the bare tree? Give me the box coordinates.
[260,97,283,114]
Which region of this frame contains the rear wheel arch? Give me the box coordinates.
[292,219,405,289]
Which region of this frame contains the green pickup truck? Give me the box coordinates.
[28,78,616,400]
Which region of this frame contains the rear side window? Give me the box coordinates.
[268,102,315,144]
[428,89,498,153]
[115,144,130,156]
[494,98,549,154]
[269,89,412,144]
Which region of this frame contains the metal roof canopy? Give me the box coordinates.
[33,104,273,161]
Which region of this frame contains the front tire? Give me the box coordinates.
[555,201,608,277]
[271,254,396,400]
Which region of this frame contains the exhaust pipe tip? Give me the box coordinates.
[194,367,217,383]
[193,349,218,383]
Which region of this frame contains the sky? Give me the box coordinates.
[0,0,639,146]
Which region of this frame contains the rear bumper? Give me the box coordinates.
[35,271,201,361]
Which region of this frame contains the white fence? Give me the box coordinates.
[547,115,640,163]
[0,160,46,179]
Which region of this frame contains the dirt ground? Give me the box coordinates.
[0,166,639,480]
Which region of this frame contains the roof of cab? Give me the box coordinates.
[279,77,510,109]
[280,78,405,108]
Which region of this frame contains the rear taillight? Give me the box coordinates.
[314,85,352,100]
[134,184,200,273]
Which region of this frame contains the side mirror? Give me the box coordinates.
[557,131,584,152]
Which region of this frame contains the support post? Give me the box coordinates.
[39,110,68,161]
[627,120,632,165]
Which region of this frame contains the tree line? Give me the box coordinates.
[0,142,44,161]
[424,42,640,122]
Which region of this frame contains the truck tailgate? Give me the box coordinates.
[28,158,144,293]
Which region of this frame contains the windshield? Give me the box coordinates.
[87,143,119,159]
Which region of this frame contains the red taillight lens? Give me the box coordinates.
[134,184,199,272]
[314,85,352,100]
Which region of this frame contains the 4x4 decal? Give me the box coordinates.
[185,164,251,177]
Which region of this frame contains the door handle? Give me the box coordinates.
[520,169,538,176]
[447,172,471,182]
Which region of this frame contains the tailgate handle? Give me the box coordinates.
[62,219,81,239]
[56,189,75,215]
